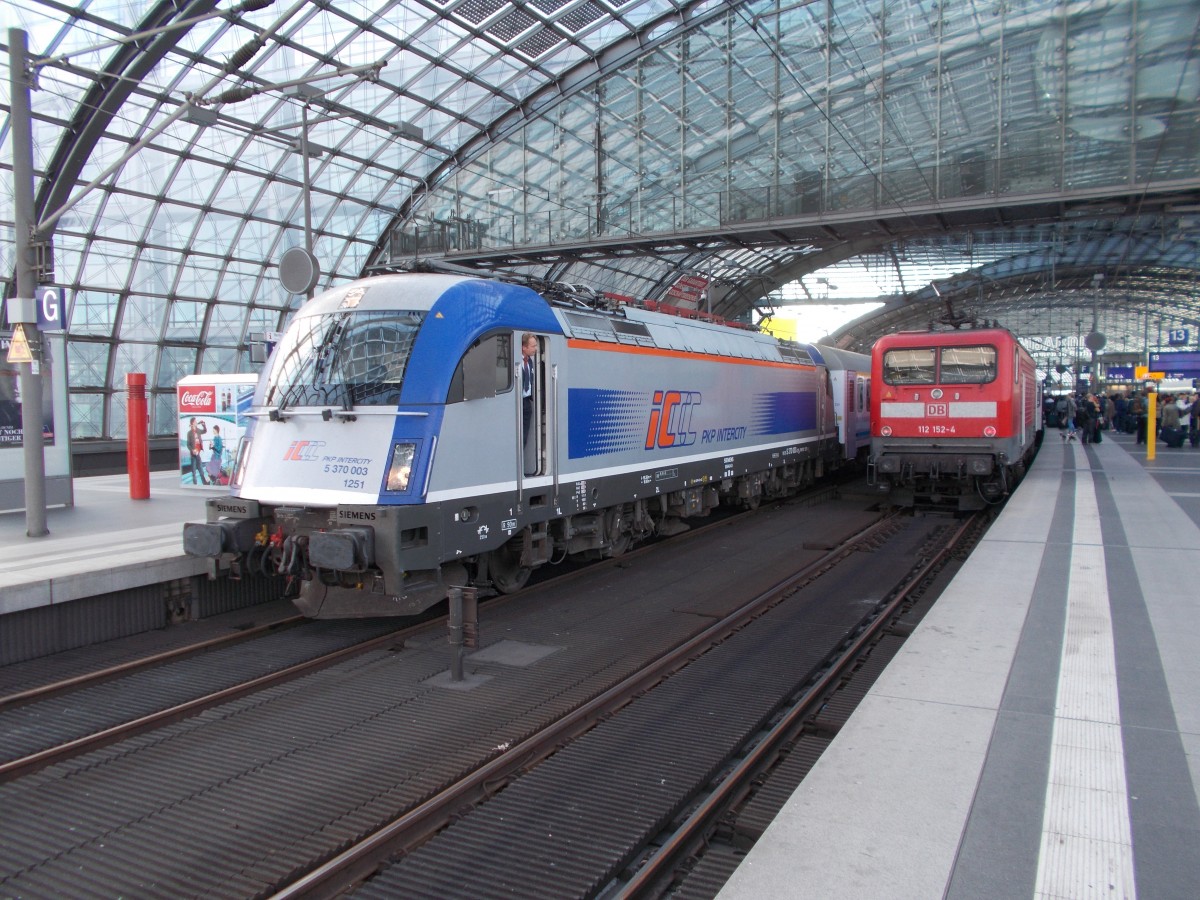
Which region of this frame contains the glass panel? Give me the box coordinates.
[152,391,178,436]
[70,394,104,440]
[69,291,120,336]
[882,348,936,385]
[207,302,246,345]
[165,301,207,340]
[112,341,158,392]
[201,347,242,375]
[120,295,167,340]
[67,340,110,388]
[109,389,129,439]
[158,345,198,387]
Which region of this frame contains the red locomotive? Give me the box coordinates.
[869,327,1041,510]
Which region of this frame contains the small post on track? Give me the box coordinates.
[447,586,479,683]
[448,587,464,682]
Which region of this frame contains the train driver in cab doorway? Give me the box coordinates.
[521,333,537,446]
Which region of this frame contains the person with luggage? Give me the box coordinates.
[1160,394,1185,448]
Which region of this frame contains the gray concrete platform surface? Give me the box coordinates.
[0,471,213,614]
[718,434,1200,899]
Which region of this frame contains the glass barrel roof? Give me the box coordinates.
[1,0,1199,440]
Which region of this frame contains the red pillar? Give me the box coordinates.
[126,372,150,499]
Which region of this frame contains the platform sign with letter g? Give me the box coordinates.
[35,286,63,331]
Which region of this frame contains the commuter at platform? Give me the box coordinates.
[1077,393,1099,444]
[1160,394,1183,447]
[1042,394,1057,428]
[1113,393,1129,432]
[1060,393,1080,441]
[1131,391,1147,443]
[1061,393,1078,441]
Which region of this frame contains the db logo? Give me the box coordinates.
[926,403,948,417]
[179,388,216,413]
[282,440,326,461]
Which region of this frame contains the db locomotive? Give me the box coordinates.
[184,273,869,618]
[869,326,1040,510]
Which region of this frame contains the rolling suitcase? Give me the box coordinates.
[1162,426,1185,448]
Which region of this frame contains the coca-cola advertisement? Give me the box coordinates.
[178,386,217,414]
[177,374,258,489]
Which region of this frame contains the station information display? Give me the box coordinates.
[1148,350,1200,378]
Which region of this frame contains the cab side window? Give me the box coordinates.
[447,333,513,403]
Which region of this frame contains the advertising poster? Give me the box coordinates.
[0,332,55,448]
[177,375,257,488]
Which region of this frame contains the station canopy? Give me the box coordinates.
[2,0,1199,439]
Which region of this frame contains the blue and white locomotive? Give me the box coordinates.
[184,274,869,618]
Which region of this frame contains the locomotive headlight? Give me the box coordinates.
[983,425,997,437]
[386,442,416,492]
[880,425,893,437]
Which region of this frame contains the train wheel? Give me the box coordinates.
[605,505,633,557]
[739,475,762,510]
[488,539,531,594]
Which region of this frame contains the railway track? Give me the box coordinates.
[0,489,951,899]
[274,511,907,898]
[0,483,841,784]
[338,512,981,900]
[0,618,408,781]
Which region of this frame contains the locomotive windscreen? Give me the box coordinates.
[882,348,936,385]
[939,346,997,384]
[265,310,426,408]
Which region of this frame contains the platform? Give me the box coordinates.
[0,471,213,615]
[718,433,1200,899]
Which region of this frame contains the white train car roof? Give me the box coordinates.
[804,343,870,372]
[551,304,816,366]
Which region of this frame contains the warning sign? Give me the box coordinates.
[5,324,33,364]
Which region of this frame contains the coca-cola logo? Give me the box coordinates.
[179,388,216,412]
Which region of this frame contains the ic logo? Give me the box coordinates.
[282,440,326,461]
[645,390,701,450]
